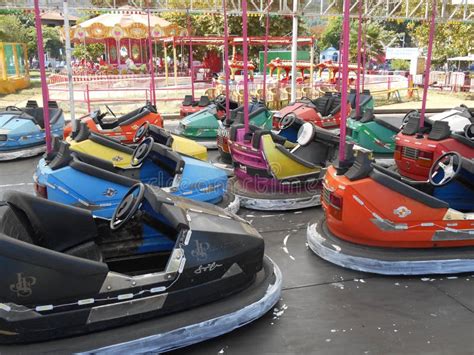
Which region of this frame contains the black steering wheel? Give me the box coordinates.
[5,106,22,112]
[400,110,419,129]
[279,112,297,130]
[105,104,117,118]
[429,151,462,187]
[464,123,474,140]
[215,94,227,111]
[133,122,150,143]
[131,137,154,167]
[110,183,145,230]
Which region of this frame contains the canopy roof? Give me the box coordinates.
[158,36,315,46]
[447,54,474,61]
[70,7,181,42]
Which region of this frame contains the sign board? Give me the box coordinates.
[385,47,420,60]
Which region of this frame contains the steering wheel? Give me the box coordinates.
[105,104,117,118]
[400,110,419,129]
[464,123,474,140]
[5,106,22,112]
[133,122,150,143]
[429,151,462,187]
[279,113,297,130]
[110,183,145,230]
[131,137,154,167]
[215,94,227,111]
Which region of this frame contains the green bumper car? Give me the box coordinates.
[346,90,401,155]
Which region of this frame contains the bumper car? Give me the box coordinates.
[272,92,348,131]
[345,90,401,155]
[0,184,281,350]
[216,99,273,165]
[175,95,239,148]
[70,120,208,161]
[63,103,163,144]
[34,134,238,218]
[394,106,474,181]
[0,101,64,161]
[228,121,340,210]
[179,95,212,118]
[307,149,474,275]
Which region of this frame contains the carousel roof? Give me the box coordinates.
[70,6,181,41]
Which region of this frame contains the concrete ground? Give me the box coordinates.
[0,143,472,354]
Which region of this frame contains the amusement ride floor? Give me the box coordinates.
[0,124,472,354]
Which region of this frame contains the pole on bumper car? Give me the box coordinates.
[290,0,298,102]
[187,10,195,101]
[355,0,363,117]
[419,0,437,128]
[337,0,351,162]
[242,0,250,133]
[34,0,52,153]
[146,0,157,106]
[262,0,271,102]
[63,0,76,133]
[223,0,230,120]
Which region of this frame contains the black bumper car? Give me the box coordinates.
[0,183,281,352]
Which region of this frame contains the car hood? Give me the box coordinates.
[181,107,219,129]
[0,113,36,134]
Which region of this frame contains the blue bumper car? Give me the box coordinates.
[34,135,238,218]
[0,101,64,161]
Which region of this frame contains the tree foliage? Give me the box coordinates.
[409,21,473,64]
[317,18,396,63]
[72,43,106,61]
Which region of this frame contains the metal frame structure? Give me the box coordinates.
[3,0,473,22]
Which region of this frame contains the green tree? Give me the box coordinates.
[318,18,395,64]
[0,15,28,43]
[24,26,63,60]
[390,59,410,70]
[72,43,106,61]
[409,21,473,64]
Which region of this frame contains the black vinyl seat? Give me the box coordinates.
[0,192,101,261]
[198,96,211,107]
[98,106,152,130]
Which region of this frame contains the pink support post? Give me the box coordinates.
[34,0,52,153]
[242,0,249,132]
[146,1,156,106]
[355,0,363,116]
[420,0,437,127]
[262,0,270,102]
[362,32,366,91]
[187,12,195,101]
[338,0,351,162]
[338,30,343,91]
[223,0,230,120]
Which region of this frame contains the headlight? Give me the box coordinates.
[0,135,7,141]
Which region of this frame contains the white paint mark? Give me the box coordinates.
[218,349,225,354]
[283,234,291,247]
[421,278,430,281]
[333,282,345,290]
[447,276,458,280]
[294,211,303,214]
[325,339,331,342]
[0,182,34,188]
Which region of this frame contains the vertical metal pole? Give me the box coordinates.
[242,0,249,132]
[187,11,195,100]
[290,0,298,102]
[34,0,52,153]
[420,0,436,127]
[355,0,363,116]
[262,0,270,102]
[173,43,178,85]
[338,0,351,162]
[63,0,76,131]
[147,1,156,106]
[223,0,231,120]
[309,38,315,92]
